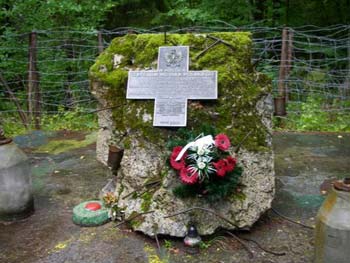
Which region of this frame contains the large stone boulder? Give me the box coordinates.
[89,32,274,237]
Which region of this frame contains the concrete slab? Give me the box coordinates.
[273,132,350,220]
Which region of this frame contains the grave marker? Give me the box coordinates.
[126,46,218,126]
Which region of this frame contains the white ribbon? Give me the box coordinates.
[175,135,214,161]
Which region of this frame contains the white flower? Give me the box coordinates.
[197,148,205,156]
[197,161,206,170]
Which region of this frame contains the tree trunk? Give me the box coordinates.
[274,27,288,116]
[98,31,104,54]
[278,28,288,98]
[0,72,29,129]
[28,31,41,129]
[285,28,293,101]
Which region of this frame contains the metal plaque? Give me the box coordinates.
[126,46,218,127]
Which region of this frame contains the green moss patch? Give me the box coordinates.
[34,132,96,155]
[140,192,153,212]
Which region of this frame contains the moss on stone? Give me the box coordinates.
[140,192,153,212]
[34,132,96,155]
[90,32,271,152]
[127,211,145,228]
[129,219,142,228]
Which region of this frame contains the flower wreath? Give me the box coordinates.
[169,133,243,202]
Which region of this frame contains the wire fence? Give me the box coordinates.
[1,23,349,132]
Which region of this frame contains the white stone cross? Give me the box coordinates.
[126,46,217,127]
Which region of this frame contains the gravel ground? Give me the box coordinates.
[1,131,349,263]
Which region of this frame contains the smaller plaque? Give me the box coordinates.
[154,98,187,126]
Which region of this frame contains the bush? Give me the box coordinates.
[275,96,350,132]
[2,107,97,137]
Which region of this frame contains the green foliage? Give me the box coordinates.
[173,166,243,203]
[1,115,27,136]
[198,240,211,250]
[163,240,173,250]
[278,96,350,132]
[0,0,116,32]
[165,0,255,26]
[101,0,350,27]
[204,166,243,202]
[0,0,117,80]
[40,107,97,131]
[2,107,97,137]
[286,0,350,26]
[0,0,117,132]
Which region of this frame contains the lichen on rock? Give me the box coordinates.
[90,32,274,237]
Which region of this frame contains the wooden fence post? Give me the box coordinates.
[346,27,350,97]
[286,28,294,101]
[0,72,28,129]
[28,31,41,129]
[274,27,288,116]
[98,31,104,54]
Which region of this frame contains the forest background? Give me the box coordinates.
[1,0,350,135]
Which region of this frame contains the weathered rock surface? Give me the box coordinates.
[90,32,275,237]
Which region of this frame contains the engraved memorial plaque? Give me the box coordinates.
[126,46,218,126]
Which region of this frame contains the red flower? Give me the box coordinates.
[213,159,227,177]
[224,156,237,172]
[171,146,183,158]
[170,157,185,170]
[180,166,198,184]
[170,146,187,170]
[214,134,231,151]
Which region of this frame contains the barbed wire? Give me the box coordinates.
[0,24,349,130]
